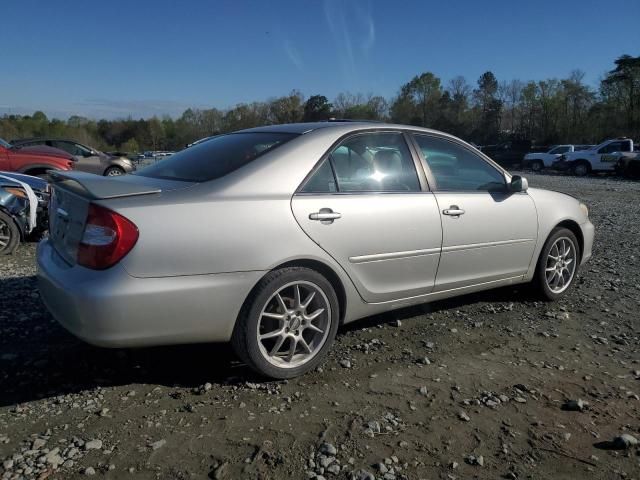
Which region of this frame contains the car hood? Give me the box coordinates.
[0,171,48,191]
[13,145,75,161]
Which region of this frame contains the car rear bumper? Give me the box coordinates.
[37,239,263,347]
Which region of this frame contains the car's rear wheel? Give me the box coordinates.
[0,211,20,255]
[232,267,339,379]
[104,166,125,176]
[534,227,579,301]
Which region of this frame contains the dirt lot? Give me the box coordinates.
[1,172,639,480]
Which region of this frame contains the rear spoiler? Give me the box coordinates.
[49,170,161,200]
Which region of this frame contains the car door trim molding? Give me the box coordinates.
[349,247,441,264]
[441,238,534,253]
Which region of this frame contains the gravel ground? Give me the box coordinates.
[1,172,640,480]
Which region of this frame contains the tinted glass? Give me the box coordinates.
[549,146,570,154]
[137,132,297,182]
[326,132,419,192]
[599,142,625,154]
[300,159,337,193]
[413,135,506,192]
[0,138,10,148]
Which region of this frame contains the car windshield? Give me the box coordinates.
[136,132,298,182]
[0,138,10,148]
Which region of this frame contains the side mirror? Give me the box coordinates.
[510,175,528,192]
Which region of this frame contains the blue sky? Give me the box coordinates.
[1,0,638,119]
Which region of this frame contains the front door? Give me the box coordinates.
[291,131,442,303]
[54,141,103,175]
[411,133,537,291]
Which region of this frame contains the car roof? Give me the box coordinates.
[238,121,456,137]
[12,138,78,143]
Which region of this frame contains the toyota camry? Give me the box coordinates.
[37,122,594,378]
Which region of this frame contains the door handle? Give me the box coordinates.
[309,208,341,223]
[443,205,465,216]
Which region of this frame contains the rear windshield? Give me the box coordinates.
[136,132,298,182]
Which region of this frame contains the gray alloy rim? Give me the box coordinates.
[106,168,123,176]
[532,162,542,171]
[0,218,11,249]
[256,281,331,369]
[545,237,576,294]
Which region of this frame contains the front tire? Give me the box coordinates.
[572,162,590,177]
[0,211,20,255]
[531,160,543,172]
[534,227,580,301]
[231,267,339,379]
[104,166,125,176]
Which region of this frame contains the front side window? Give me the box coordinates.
[137,132,298,182]
[301,132,420,193]
[413,135,506,192]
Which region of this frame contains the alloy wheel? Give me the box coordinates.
[545,237,576,294]
[256,281,331,369]
[0,219,11,249]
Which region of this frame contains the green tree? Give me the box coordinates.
[391,72,442,127]
[121,138,140,153]
[303,95,332,122]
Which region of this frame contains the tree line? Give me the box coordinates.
[1,54,638,153]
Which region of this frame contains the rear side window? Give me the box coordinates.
[136,132,298,182]
[301,132,420,193]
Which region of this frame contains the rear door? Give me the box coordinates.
[291,131,442,303]
[410,133,537,291]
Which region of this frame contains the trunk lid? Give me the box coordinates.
[48,171,192,265]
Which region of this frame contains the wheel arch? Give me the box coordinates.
[554,219,584,262]
[247,258,347,326]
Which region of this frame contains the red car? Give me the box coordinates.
[0,138,74,177]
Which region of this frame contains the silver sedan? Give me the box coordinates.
[37,122,594,378]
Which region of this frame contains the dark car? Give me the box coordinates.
[480,140,540,169]
[615,151,640,178]
[0,171,49,254]
[11,138,135,176]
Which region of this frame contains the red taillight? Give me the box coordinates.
[77,204,139,270]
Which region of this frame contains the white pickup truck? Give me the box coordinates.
[523,144,592,171]
[553,138,637,176]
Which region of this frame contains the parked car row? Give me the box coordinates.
[10,138,135,176]
[522,144,593,172]
[517,138,638,177]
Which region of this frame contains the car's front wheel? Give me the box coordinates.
[534,227,580,300]
[104,166,125,176]
[530,160,543,172]
[0,211,20,255]
[232,267,339,379]
[572,162,590,177]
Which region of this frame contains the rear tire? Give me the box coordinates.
[0,211,20,255]
[231,267,339,379]
[534,227,580,301]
